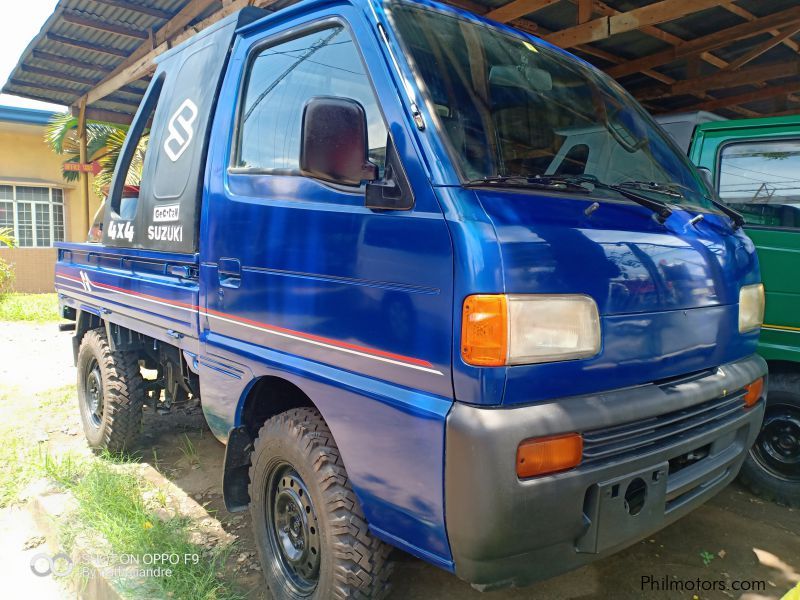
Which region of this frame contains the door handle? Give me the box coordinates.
[218,258,241,288]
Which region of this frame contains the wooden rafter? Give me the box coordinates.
[635,61,800,101]
[724,25,800,71]
[587,1,727,70]
[31,50,113,73]
[576,0,591,24]
[678,82,800,113]
[46,33,129,58]
[20,65,99,86]
[61,12,150,40]
[607,6,800,79]
[90,0,173,21]
[722,4,800,53]
[485,0,560,24]
[83,0,238,105]
[546,0,735,49]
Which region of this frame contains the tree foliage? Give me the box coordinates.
[45,112,148,197]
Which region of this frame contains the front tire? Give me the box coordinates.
[739,372,800,508]
[76,328,144,453]
[249,408,393,599]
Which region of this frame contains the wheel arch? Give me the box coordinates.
[223,374,318,512]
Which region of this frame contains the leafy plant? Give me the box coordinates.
[0,227,15,248]
[700,550,715,566]
[0,259,14,296]
[45,112,148,197]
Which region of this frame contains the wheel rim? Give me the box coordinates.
[266,463,321,595]
[751,400,800,482]
[83,358,104,428]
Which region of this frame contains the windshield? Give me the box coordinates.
[390,2,714,210]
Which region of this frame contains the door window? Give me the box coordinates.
[719,140,800,229]
[235,25,387,178]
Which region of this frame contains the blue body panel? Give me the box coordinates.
[53,0,763,575]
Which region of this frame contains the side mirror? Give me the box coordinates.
[300,96,378,186]
[697,166,716,195]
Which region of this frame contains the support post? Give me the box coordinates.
[78,99,91,238]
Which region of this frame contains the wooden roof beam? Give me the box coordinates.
[635,60,800,101]
[31,50,113,72]
[90,0,173,21]
[678,83,800,113]
[725,25,800,71]
[46,32,130,58]
[606,6,800,79]
[485,0,560,24]
[587,1,727,70]
[20,65,99,86]
[61,12,150,40]
[722,4,800,53]
[546,0,735,49]
[82,0,226,105]
[450,0,673,85]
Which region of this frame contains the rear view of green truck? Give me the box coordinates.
[668,114,800,507]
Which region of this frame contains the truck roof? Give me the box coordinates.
[695,113,800,133]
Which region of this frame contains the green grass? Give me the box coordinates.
[0,381,243,599]
[43,453,243,600]
[0,293,60,322]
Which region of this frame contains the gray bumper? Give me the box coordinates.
[445,355,767,589]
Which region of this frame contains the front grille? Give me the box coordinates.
[582,389,746,465]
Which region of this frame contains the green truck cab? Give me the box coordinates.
[660,114,800,507]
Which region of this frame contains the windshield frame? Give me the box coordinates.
[385,0,720,214]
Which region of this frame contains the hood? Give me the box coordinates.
[450,188,762,406]
[475,189,759,315]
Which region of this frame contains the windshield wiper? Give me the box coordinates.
[464,175,591,194]
[617,180,684,199]
[621,179,745,230]
[539,175,674,223]
[617,180,743,229]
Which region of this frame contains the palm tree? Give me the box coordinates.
[45,112,148,197]
[0,227,14,248]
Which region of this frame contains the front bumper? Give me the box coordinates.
[445,355,767,589]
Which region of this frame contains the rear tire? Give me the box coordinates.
[249,407,393,599]
[76,328,144,453]
[739,372,800,508]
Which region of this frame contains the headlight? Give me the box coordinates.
[461,294,601,366]
[739,283,765,333]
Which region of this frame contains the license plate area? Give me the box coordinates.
[576,462,668,554]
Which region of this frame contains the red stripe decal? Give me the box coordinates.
[56,269,435,370]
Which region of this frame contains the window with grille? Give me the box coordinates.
[0,184,65,247]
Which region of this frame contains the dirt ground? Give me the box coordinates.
[1,321,799,600]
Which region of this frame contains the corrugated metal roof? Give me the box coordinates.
[3,0,222,121]
[3,0,800,121]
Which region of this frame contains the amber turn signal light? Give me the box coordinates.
[516,433,583,478]
[743,377,764,408]
[461,295,508,366]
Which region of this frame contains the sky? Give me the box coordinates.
[0,0,66,111]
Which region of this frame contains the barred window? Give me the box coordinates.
[0,184,65,247]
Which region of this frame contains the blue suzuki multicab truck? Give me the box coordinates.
[56,0,769,596]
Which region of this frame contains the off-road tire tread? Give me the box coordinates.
[77,328,144,453]
[249,407,393,600]
[738,372,800,508]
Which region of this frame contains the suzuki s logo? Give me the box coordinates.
[163,99,198,162]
